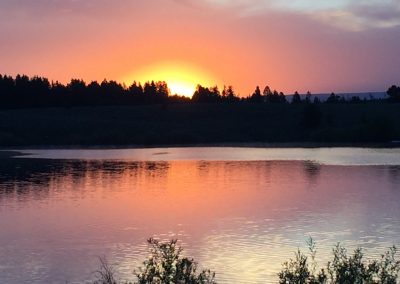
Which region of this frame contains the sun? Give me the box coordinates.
[122,62,217,97]
[167,81,195,98]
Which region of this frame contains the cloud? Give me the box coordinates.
[174,0,400,31]
[309,2,400,31]
[0,0,137,19]
[5,0,399,32]
[174,0,355,12]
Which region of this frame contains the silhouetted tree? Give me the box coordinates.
[15,75,30,97]
[263,86,272,103]
[155,81,169,103]
[69,79,85,95]
[0,75,15,107]
[87,81,101,103]
[102,80,125,98]
[222,85,227,100]
[387,85,400,102]
[250,86,263,103]
[192,85,221,103]
[313,97,321,104]
[128,81,144,103]
[51,81,68,102]
[143,81,157,103]
[326,92,339,104]
[305,91,312,104]
[0,73,396,109]
[225,85,239,103]
[291,91,301,104]
[68,79,86,95]
[0,74,180,107]
[279,92,287,103]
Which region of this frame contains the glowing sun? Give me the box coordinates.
[122,62,217,97]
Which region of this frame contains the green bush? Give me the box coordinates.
[93,238,216,284]
[93,238,399,284]
[279,238,400,284]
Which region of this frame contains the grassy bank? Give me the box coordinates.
[1,103,399,147]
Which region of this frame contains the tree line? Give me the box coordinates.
[0,74,398,108]
[0,74,177,108]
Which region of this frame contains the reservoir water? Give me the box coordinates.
[0,148,400,283]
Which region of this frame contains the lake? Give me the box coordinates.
[1,147,400,283]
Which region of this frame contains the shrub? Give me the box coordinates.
[135,238,216,284]
[93,238,399,284]
[93,238,217,284]
[278,238,327,284]
[279,238,400,284]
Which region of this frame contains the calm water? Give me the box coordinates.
[0,148,400,283]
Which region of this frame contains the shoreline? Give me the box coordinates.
[1,141,399,152]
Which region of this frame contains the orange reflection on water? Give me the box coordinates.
[1,159,400,283]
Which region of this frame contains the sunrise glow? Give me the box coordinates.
[2,1,399,94]
[123,62,219,97]
[2,1,400,283]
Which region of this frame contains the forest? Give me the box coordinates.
[1,74,400,147]
[1,74,399,108]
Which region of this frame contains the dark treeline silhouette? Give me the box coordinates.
[249,86,287,103]
[192,85,242,103]
[0,74,397,109]
[0,74,188,108]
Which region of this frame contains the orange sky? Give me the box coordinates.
[1,0,400,96]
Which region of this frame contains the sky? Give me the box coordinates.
[1,0,399,96]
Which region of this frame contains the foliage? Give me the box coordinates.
[1,73,398,109]
[387,85,400,103]
[136,238,216,284]
[292,91,302,104]
[302,104,322,128]
[0,74,181,108]
[250,86,263,103]
[92,238,399,284]
[278,238,328,284]
[279,238,400,284]
[1,102,399,146]
[192,85,222,103]
[326,93,339,104]
[93,238,216,284]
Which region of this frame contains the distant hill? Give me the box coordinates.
[286,92,387,102]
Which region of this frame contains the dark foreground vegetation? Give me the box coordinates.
[93,238,400,284]
[1,74,400,147]
[279,239,400,284]
[94,238,216,284]
[1,103,400,147]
